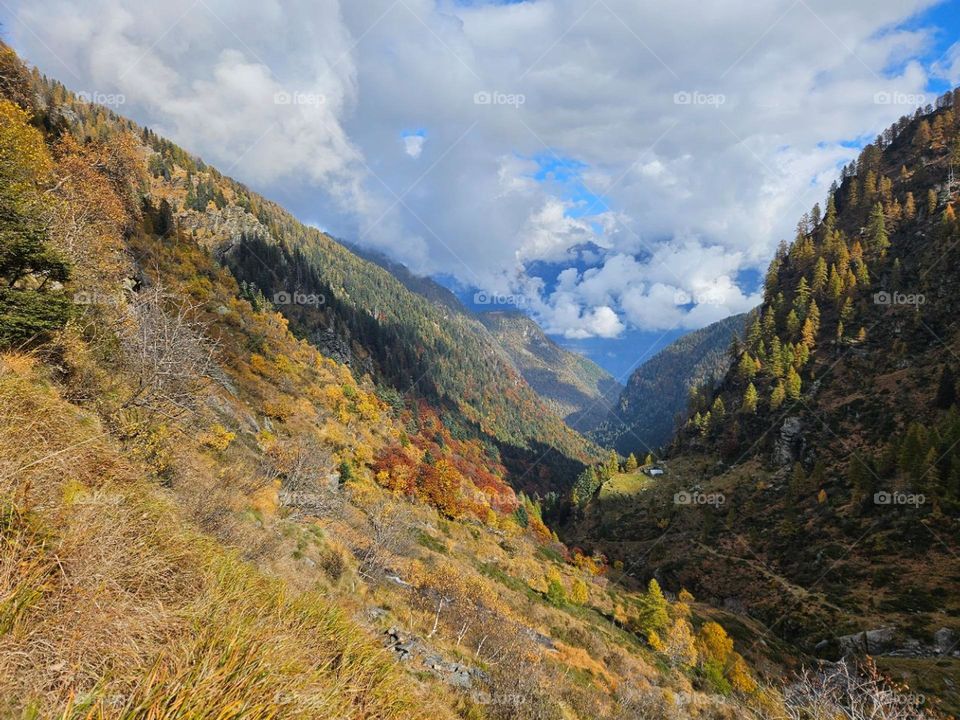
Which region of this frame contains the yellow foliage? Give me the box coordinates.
[727,653,757,693]
[664,618,698,667]
[697,621,733,665]
[570,578,589,606]
[198,423,236,452]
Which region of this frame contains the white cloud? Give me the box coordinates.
[9,0,947,337]
[403,133,426,159]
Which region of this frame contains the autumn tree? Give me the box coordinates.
[742,382,758,414]
[636,578,669,634]
[0,99,73,346]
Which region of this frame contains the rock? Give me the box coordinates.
[774,417,805,466]
[836,627,897,656]
[934,628,958,655]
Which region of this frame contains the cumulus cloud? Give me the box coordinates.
[8,0,947,337]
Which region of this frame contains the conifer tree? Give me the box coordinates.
[742,383,758,414]
[786,366,802,400]
[637,579,670,633]
[866,202,890,256]
[904,191,916,220]
[812,256,828,293]
[770,381,786,410]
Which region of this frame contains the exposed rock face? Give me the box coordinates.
[816,626,960,659]
[836,626,897,655]
[775,416,805,465]
[383,627,487,689]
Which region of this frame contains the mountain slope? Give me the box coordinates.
[477,311,623,433]
[131,129,599,494]
[593,313,750,455]
[339,246,623,436]
[568,92,960,714]
[0,41,945,720]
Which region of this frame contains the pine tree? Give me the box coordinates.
[637,579,670,633]
[742,383,758,413]
[812,256,828,293]
[826,265,842,303]
[786,367,802,400]
[904,191,916,220]
[928,188,938,217]
[786,309,800,339]
[737,352,758,381]
[866,203,890,256]
[625,453,639,472]
[770,381,786,410]
[801,317,816,348]
[747,315,762,350]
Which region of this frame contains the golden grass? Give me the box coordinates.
[0,357,454,720]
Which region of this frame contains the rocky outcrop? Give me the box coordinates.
[774,416,805,466]
[383,627,487,689]
[816,626,960,659]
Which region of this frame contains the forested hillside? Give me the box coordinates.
[0,39,944,720]
[593,313,750,456]
[478,311,622,434]
[568,90,960,715]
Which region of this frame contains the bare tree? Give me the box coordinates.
[352,494,413,578]
[274,437,342,519]
[117,284,218,418]
[783,659,929,720]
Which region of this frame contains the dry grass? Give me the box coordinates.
[0,356,455,720]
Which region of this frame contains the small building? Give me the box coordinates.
[646,466,665,477]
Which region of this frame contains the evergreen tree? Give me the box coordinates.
[812,257,828,293]
[625,453,639,472]
[785,367,802,400]
[770,381,786,410]
[636,579,670,634]
[904,191,916,219]
[866,203,890,256]
[742,383,758,414]
[928,188,938,217]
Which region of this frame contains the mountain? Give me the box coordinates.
[477,311,623,433]
[593,313,751,455]
[341,242,465,314]
[127,126,598,495]
[343,246,623,436]
[0,42,944,720]
[567,92,960,714]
